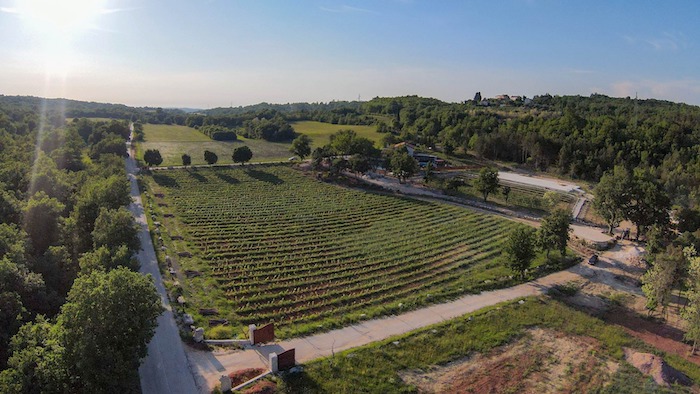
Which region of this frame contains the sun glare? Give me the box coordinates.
[10,0,109,77]
[20,0,106,35]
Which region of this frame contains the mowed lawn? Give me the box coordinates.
[144,165,567,338]
[291,120,383,148]
[138,124,292,165]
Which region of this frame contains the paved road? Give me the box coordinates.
[497,171,583,193]
[189,242,641,391]
[127,142,200,393]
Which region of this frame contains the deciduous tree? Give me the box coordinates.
[504,226,536,279]
[594,166,631,234]
[537,208,571,257]
[290,135,312,159]
[232,146,253,165]
[143,149,163,167]
[642,246,686,318]
[58,268,163,392]
[389,149,418,182]
[473,167,499,202]
[204,150,218,165]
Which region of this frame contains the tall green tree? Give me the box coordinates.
[70,175,131,255]
[473,167,499,202]
[641,246,686,317]
[91,207,140,253]
[537,208,571,257]
[290,135,312,159]
[58,268,163,392]
[204,150,218,165]
[682,247,700,354]
[504,226,537,279]
[181,154,191,166]
[143,149,163,167]
[232,146,253,165]
[625,168,670,240]
[0,316,67,393]
[389,149,418,182]
[593,166,631,234]
[23,191,65,256]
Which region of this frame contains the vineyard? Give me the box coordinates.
[146,165,542,337]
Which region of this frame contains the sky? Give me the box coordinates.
[1,0,700,108]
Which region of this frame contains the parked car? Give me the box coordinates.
[588,254,599,265]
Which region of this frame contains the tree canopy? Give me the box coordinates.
[204,150,218,165]
[290,134,312,159]
[473,167,499,202]
[232,146,253,165]
[504,226,536,279]
[143,149,163,167]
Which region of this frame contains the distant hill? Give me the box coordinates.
[0,95,187,124]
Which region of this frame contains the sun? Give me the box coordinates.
[19,0,107,35]
[9,0,109,76]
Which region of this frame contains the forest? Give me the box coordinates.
[0,102,161,392]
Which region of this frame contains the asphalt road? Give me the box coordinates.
[127,144,200,394]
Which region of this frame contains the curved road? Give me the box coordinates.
[126,141,200,393]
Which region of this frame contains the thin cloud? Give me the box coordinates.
[0,7,19,13]
[646,31,687,51]
[320,5,376,14]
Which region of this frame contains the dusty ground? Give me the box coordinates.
[399,328,618,394]
[558,240,700,366]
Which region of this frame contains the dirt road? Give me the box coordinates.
[127,138,200,394]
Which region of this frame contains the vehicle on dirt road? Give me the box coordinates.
[588,254,599,265]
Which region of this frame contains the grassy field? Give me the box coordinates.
[142,124,211,142]
[278,297,700,393]
[291,121,383,148]
[143,165,573,338]
[136,121,384,166]
[138,124,292,165]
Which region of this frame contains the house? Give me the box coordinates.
[393,142,417,156]
[394,142,445,167]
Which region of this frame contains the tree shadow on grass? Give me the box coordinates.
[215,172,239,184]
[153,173,180,188]
[247,169,284,185]
[187,170,208,183]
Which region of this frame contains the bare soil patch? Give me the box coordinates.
[623,347,692,387]
[399,328,618,393]
[605,308,700,367]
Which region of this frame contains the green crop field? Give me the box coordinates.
[138,123,293,166]
[144,165,563,338]
[142,124,211,142]
[291,121,383,147]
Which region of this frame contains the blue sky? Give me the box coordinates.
[1,0,699,107]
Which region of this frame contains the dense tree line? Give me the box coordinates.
[360,94,700,210]
[0,109,161,392]
[0,95,186,125]
[9,93,700,210]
